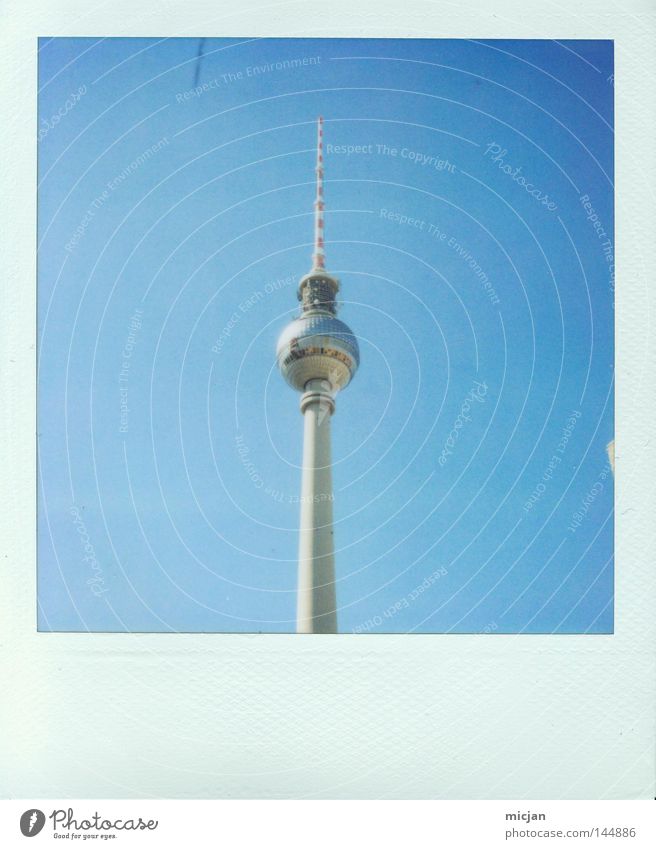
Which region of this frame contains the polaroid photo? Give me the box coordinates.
[1,0,654,820]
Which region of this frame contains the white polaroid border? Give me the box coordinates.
[1,0,654,799]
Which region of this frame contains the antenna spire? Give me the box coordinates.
[312,116,325,271]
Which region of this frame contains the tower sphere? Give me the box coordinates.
[277,309,359,393]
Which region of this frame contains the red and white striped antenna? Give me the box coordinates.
[312,116,326,271]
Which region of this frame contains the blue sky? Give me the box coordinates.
[37,37,614,633]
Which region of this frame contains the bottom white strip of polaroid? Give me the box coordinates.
[1,800,655,848]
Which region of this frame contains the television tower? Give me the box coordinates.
[276,117,360,633]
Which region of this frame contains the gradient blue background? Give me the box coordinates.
[37,38,614,632]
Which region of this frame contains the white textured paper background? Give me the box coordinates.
[1,0,654,798]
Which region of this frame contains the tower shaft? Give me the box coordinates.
[297,379,337,633]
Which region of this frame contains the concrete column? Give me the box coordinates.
[297,378,337,633]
